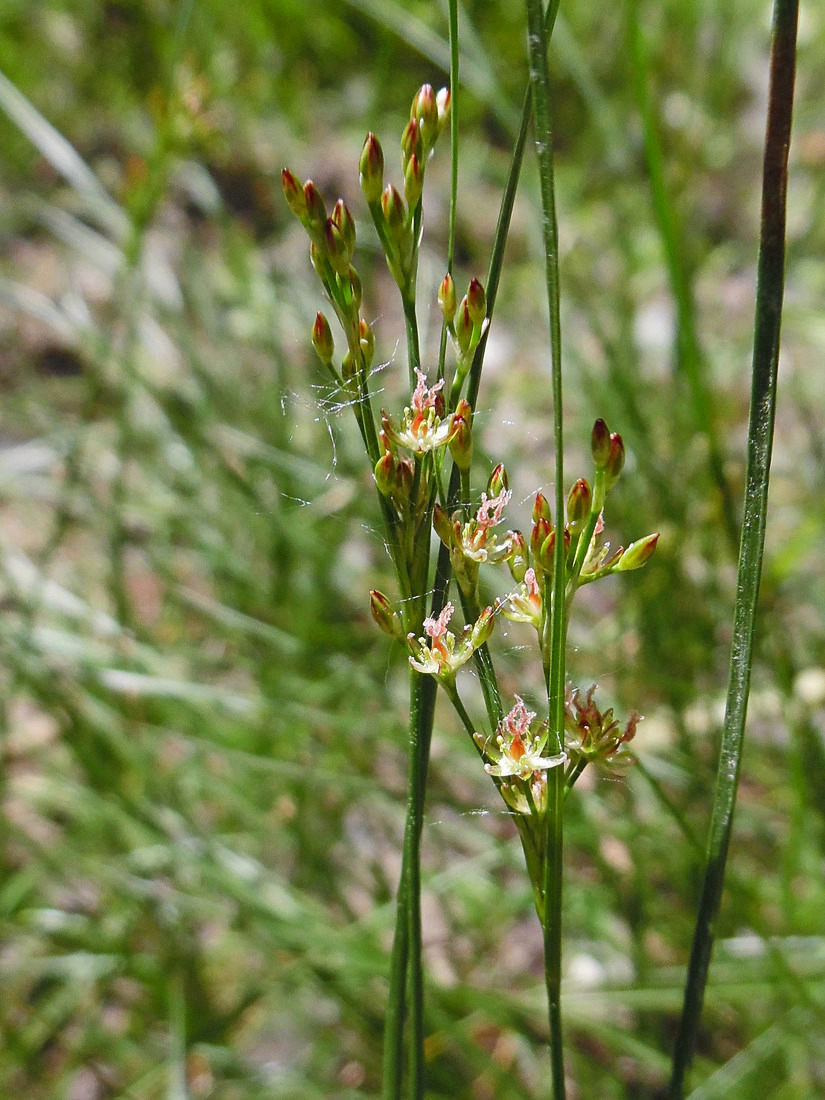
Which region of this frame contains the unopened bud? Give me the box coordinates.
[374,452,396,497]
[449,413,472,471]
[381,183,406,235]
[401,117,423,171]
[438,273,456,323]
[567,478,592,535]
[471,604,495,649]
[466,278,486,325]
[487,463,509,497]
[370,589,403,640]
[303,180,327,233]
[411,84,438,148]
[324,216,350,275]
[540,528,570,572]
[359,133,384,203]
[312,312,334,364]
[281,168,307,221]
[404,153,423,208]
[332,199,356,256]
[605,433,625,491]
[531,517,551,561]
[455,298,473,355]
[507,530,528,583]
[436,87,451,136]
[432,502,455,547]
[532,491,552,524]
[591,418,611,469]
[359,318,375,366]
[346,265,362,311]
[614,532,659,571]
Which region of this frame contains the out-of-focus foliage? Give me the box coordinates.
[0,1,823,1096]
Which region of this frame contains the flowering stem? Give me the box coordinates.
[402,296,422,389]
[669,0,798,1091]
[525,0,566,1092]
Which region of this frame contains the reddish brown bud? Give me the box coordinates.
[370,589,402,640]
[591,418,611,469]
[466,278,486,325]
[411,84,438,137]
[374,453,396,497]
[471,604,495,649]
[605,432,625,490]
[324,216,350,275]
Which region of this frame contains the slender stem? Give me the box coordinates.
[403,296,422,387]
[524,0,566,1094]
[668,0,798,1093]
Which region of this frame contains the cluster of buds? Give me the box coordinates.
[433,466,515,597]
[359,85,450,297]
[564,684,641,770]
[407,602,494,687]
[282,169,373,399]
[474,695,566,815]
[439,275,489,405]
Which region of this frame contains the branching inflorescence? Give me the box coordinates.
[284,81,657,1092]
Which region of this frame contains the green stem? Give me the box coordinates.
[403,295,422,387]
[524,0,566,1094]
[668,0,798,1093]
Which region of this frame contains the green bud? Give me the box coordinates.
[370,589,403,640]
[436,87,451,137]
[324,216,351,275]
[614,532,659,571]
[401,117,423,171]
[471,604,495,649]
[281,168,307,221]
[531,517,551,561]
[381,183,406,234]
[346,265,362,311]
[591,418,611,469]
[567,478,592,536]
[540,527,570,572]
[438,273,456,324]
[411,84,438,149]
[487,462,508,497]
[455,297,473,356]
[507,530,529,583]
[432,502,456,547]
[312,312,334,364]
[466,278,486,326]
[449,413,473,471]
[359,133,384,204]
[374,452,396,497]
[359,318,374,366]
[404,153,423,208]
[532,491,552,524]
[332,199,356,257]
[303,180,327,234]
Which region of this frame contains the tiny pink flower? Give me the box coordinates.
[504,567,543,628]
[382,369,456,455]
[407,602,494,682]
[484,695,566,780]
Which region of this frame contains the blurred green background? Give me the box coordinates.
[0,1,823,1096]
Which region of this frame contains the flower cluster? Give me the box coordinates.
[475,696,566,815]
[434,476,514,596]
[564,684,641,770]
[407,602,494,685]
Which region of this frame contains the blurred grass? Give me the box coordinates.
[0,0,823,1096]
